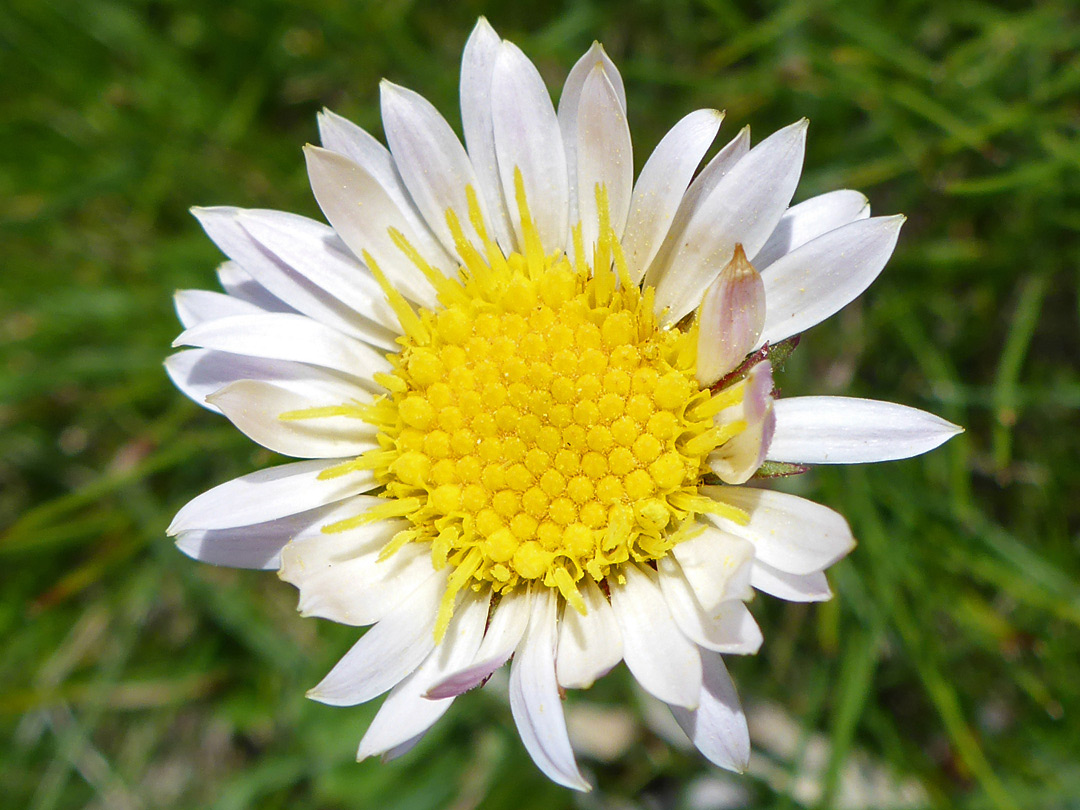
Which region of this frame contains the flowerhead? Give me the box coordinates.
[167,18,962,790]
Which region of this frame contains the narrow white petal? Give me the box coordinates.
[752,188,870,269]
[759,215,905,345]
[167,459,376,534]
[425,586,532,699]
[357,589,491,760]
[491,41,569,252]
[165,349,370,414]
[174,502,338,570]
[317,109,399,187]
[750,560,833,602]
[381,731,427,763]
[558,42,625,232]
[670,524,755,612]
[622,109,723,283]
[575,64,633,262]
[236,209,400,340]
[710,402,776,485]
[768,396,963,464]
[702,486,856,575]
[308,568,447,706]
[657,557,762,654]
[653,120,808,324]
[555,579,623,689]
[714,360,774,428]
[216,261,294,312]
[696,245,767,386]
[173,312,391,382]
[280,511,436,626]
[460,17,516,253]
[174,289,265,328]
[193,207,397,346]
[509,588,590,792]
[671,653,750,773]
[304,145,442,308]
[175,531,285,570]
[610,563,702,709]
[642,125,750,288]
[559,42,626,119]
[207,379,376,459]
[316,108,452,270]
[380,81,493,259]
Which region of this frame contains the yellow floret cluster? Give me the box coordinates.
[290,179,749,637]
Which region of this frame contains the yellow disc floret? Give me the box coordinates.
[284,175,750,640]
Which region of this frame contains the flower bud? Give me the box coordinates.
[696,244,766,386]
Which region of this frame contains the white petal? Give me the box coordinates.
[642,125,750,289]
[317,109,399,187]
[207,379,376,459]
[380,81,492,259]
[491,41,569,252]
[670,524,755,612]
[174,503,338,570]
[304,145,441,308]
[174,289,265,328]
[751,188,870,270]
[175,531,284,570]
[622,109,723,283]
[750,560,833,602]
[558,42,625,233]
[696,244,766,386]
[236,209,400,340]
[167,459,376,534]
[671,653,750,773]
[509,588,590,792]
[173,312,391,382]
[555,579,623,689]
[165,348,369,414]
[575,65,633,264]
[702,486,855,575]
[216,261,294,312]
[357,589,491,760]
[380,732,426,763]
[425,587,532,699]
[316,109,453,271]
[657,557,762,654]
[307,567,447,706]
[559,42,626,119]
[768,396,963,464]
[759,215,905,345]
[610,563,702,709]
[709,402,776,485]
[280,512,436,626]
[193,206,399,346]
[715,360,774,429]
[653,120,808,324]
[460,18,516,254]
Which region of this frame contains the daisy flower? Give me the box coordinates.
[166,18,962,790]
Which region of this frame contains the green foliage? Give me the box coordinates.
[2,0,1078,807]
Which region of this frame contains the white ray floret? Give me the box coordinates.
[167,16,962,790]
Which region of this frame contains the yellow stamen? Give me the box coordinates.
[388,227,466,307]
[513,168,545,280]
[465,185,508,275]
[322,497,422,534]
[372,372,406,393]
[361,250,429,345]
[278,404,366,421]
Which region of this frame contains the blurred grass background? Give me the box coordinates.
[2,0,1079,807]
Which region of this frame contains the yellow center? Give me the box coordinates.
[286,176,750,638]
